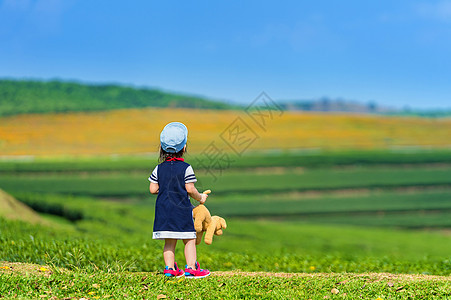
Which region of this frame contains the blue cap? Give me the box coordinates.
[160,122,188,153]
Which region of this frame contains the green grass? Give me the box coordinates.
[2,215,451,275]
[1,192,451,275]
[1,262,449,299]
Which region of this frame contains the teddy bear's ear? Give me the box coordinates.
[193,215,204,232]
[204,217,218,245]
[196,231,204,245]
[219,218,227,229]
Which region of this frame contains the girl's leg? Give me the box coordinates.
[163,239,177,268]
[183,238,197,269]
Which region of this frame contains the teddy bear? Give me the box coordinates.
[192,197,227,245]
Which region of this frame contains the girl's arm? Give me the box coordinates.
[185,183,208,204]
[149,182,159,194]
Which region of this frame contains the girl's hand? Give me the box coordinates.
[200,193,208,204]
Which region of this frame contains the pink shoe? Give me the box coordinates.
[164,262,184,278]
[184,262,210,279]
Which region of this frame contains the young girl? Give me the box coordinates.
[148,122,210,278]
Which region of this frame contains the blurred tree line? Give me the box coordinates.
[0,79,234,116]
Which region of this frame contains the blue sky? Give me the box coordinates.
[1,0,450,109]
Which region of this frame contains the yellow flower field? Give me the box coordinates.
[0,108,450,157]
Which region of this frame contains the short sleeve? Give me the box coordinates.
[148,165,158,183]
[184,165,197,183]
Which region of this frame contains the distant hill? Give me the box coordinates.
[0,79,235,116]
[278,98,451,117]
[2,79,449,117]
[0,189,44,224]
[278,98,393,114]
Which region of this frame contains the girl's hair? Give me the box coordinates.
[159,144,186,163]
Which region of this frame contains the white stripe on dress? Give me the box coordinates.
[153,231,197,240]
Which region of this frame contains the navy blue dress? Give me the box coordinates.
[149,159,197,240]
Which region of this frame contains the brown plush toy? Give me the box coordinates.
[192,191,227,245]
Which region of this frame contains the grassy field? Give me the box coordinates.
[1,191,451,275]
[1,108,450,156]
[1,151,450,271]
[1,183,451,299]
[1,117,451,299]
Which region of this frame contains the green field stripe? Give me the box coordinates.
[2,150,451,172]
[1,165,450,197]
[211,202,451,221]
[1,183,450,199]
[302,212,451,229]
[207,189,451,220]
[201,167,451,191]
[222,207,451,219]
[208,183,451,196]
